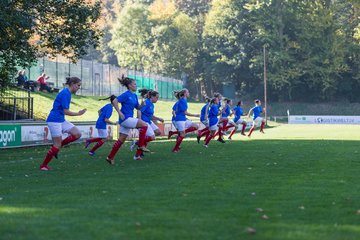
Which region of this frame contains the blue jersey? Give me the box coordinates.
[233,106,243,123]
[208,104,220,127]
[174,98,187,121]
[200,103,209,122]
[221,104,231,118]
[252,106,262,120]
[96,103,113,129]
[141,99,154,124]
[116,90,139,123]
[47,88,71,122]
[171,102,178,122]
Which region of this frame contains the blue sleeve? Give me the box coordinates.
[117,92,127,103]
[104,106,112,119]
[61,92,70,110]
[134,95,139,109]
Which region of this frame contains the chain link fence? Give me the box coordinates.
[25,57,183,99]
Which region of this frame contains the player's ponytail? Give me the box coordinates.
[138,88,150,98]
[237,100,242,106]
[118,74,135,89]
[99,95,116,103]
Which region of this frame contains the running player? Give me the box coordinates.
[196,97,211,143]
[172,89,200,152]
[131,89,164,160]
[247,99,266,137]
[106,77,149,165]
[39,77,86,171]
[203,97,221,147]
[228,100,247,139]
[85,95,117,156]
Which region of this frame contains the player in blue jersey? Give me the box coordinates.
[39,77,87,171]
[131,89,164,160]
[172,89,200,152]
[168,90,199,139]
[215,98,233,143]
[196,97,211,143]
[106,76,149,165]
[85,95,117,156]
[247,99,265,137]
[228,100,247,139]
[203,97,221,147]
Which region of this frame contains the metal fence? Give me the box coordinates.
[25,57,183,99]
[0,86,33,120]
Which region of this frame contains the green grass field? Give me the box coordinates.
[1,124,360,239]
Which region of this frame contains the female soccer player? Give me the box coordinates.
[172,88,200,152]
[106,77,149,165]
[168,90,198,139]
[131,89,164,160]
[39,77,86,171]
[196,97,211,143]
[228,100,247,139]
[203,97,221,147]
[247,99,266,137]
[85,95,117,156]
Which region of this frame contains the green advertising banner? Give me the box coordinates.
[0,125,22,148]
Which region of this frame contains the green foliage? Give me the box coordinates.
[0,0,101,94]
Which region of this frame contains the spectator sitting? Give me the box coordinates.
[37,73,52,93]
[22,70,37,92]
[16,70,26,87]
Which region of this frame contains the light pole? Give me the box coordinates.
[263,45,268,125]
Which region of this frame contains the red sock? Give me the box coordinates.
[200,128,210,138]
[135,149,142,157]
[185,127,197,134]
[217,128,223,140]
[173,135,184,151]
[260,122,265,131]
[40,146,59,167]
[222,119,229,131]
[169,130,178,136]
[90,139,105,152]
[225,125,233,131]
[138,125,148,147]
[145,136,153,143]
[229,129,237,139]
[89,138,102,143]
[61,134,79,147]
[214,130,219,137]
[242,123,247,134]
[248,127,255,136]
[204,134,213,145]
[108,140,123,159]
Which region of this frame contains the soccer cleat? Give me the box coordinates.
[54,154,58,159]
[228,137,232,140]
[39,165,51,171]
[203,144,208,148]
[167,131,173,139]
[85,139,91,149]
[88,151,95,156]
[130,140,137,151]
[133,155,142,161]
[106,157,115,165]
[217,138,226,143]
[260,130,265,133]
[241,133,246,136]
[197,135,200,144]
[138,146,150,152]
[172,148,180,153]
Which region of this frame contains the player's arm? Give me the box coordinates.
[64,108,87,116]
[247,108,254,119]
[185,111,200,118]
[111,98,124,120]
[152,115,164,123]
[204,106,209,120]
[105,118,116,125]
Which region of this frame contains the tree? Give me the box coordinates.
[0,0,101,94]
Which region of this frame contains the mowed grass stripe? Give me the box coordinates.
[0,124,360,240]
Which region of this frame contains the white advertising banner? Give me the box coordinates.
[21,124,115,145]
[288,115,360,124]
